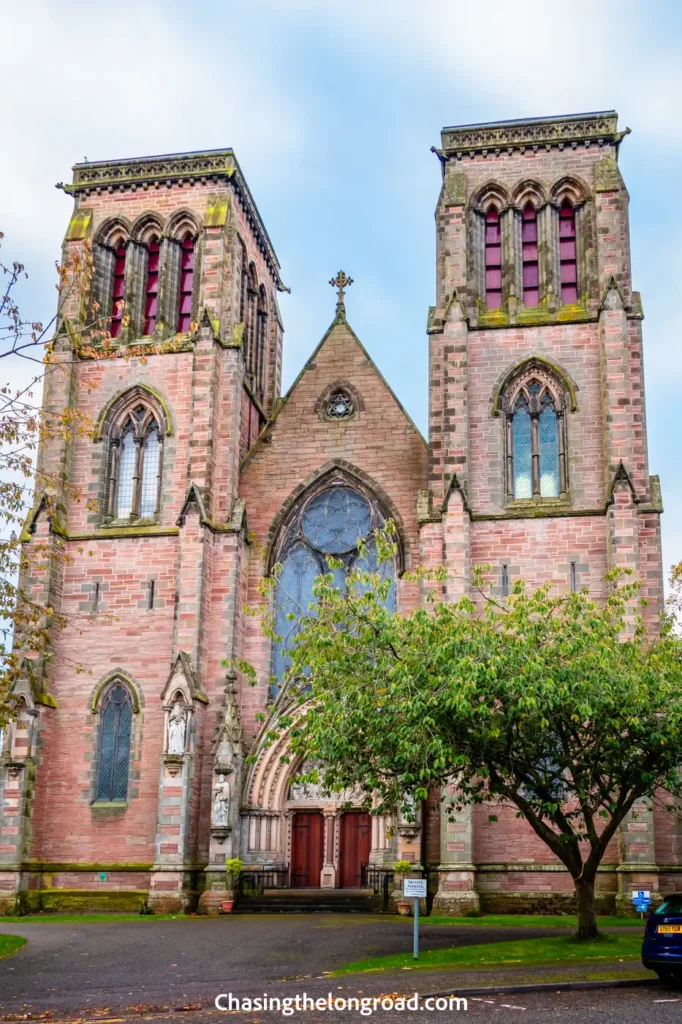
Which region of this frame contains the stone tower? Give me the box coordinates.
[424,112,665,914]
[0,150,287,913]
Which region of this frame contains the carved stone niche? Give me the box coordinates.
[159,653,208,770]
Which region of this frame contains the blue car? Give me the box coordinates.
[642,893,682,983]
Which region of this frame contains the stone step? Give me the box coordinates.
[235,888,382,914]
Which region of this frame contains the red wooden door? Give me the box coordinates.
[339,812,371,888]
[290,812,324,888]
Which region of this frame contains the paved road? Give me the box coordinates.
[0,916,574,1012]
[0,915,659,1022]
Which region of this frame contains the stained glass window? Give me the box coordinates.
[301,488,372,553]
[513,404,532,499]
[327,390,354,419]
[272,484,396,694]
[539,404,559,497]
[508,374,566,502]
[107,397,164,520]
[139,431,160,517]
[96,684,133,802]
[116,428,136,517]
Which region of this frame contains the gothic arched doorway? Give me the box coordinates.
[338,811,371,888]
[290,812,324,888]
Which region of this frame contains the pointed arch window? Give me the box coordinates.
[256,285,268,399]
[177,236,195,332]
[106,401,163,520]
[143,237,160,335]
[96,682,133,802]
[522,205,539,306]
[503,373,568,502]
[485,207,502,309]
[271,483,396,697]
[110,245,127,338]
[245,264,258,387]
[559,201,578,304]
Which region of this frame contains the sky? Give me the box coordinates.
[1,0,680,571]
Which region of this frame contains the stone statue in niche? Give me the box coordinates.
[212,773,231,826]
[167,700,187,755]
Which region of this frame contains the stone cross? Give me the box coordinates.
[329,270,353,321]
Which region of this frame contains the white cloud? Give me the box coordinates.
[269,0,682,145]
[0,0,304,255]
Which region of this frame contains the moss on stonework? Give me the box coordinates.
[35,692,57,708]
[232,321,245,348]
[476,300,593,331]
[204,194,230,227]
[21,890,149,914]
[65,210,92,241]
[94,384,173,440]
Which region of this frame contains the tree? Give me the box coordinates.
[249,529,682,940]
[0,230,99,730]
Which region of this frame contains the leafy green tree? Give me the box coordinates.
[249,529,682,939]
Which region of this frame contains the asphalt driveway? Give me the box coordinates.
[0,915,576,1013]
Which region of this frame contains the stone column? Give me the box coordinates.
[321,809,337,888]
[432,783,479,915]
[148,657,208,913]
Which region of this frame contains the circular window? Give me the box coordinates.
[326,390,354,419]
[301,486,372,553]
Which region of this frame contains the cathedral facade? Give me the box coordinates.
[0,111,674,915]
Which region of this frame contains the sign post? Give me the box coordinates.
[632,889,651,919]
[403,878,427,960]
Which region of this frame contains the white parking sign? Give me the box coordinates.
[403,878,427,898]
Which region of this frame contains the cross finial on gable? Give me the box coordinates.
[329,270,353,322]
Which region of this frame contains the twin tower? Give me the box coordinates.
[0,113,668,916]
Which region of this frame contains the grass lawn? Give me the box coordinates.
[334,932,643,975]
[0,934,27,959]
[424,914,640,929]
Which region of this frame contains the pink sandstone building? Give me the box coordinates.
[0,111,673,915]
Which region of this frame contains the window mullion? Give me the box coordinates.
[531,415,541,498]
[132,438,144,517]
[505,415,515,501]
[108,439,120,517]
[557,411,567,499]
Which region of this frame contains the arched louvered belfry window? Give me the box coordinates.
[485,207,502,309]
[256,285,268,399]
[110,245,127,338]
[271,482,396,697]
[503,370,568,502]
[96,682,133,802]
[522,204,539,306]
[245,264,258,387]
[559,201,578,303]
[176,235,195,332]
[106,399,163,520]
[143,236,160,335]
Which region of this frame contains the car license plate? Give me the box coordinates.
[657,925,682,934]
